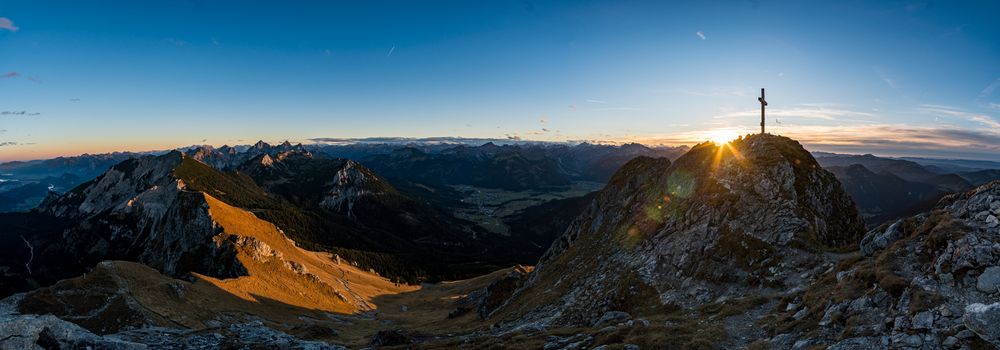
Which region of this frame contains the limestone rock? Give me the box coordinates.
[964,303,1000,346]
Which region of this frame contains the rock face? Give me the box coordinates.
[31,152,247,283]
[760,180,1000,349]
[494,134,864,329]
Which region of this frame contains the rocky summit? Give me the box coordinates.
[479,134,864,343]
[2,134,1000,349]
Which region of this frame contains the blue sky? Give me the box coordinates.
[1,0,999,161]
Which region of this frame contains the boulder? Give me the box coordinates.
[976,266,1000,293]
[860,220,905,256]
[963,303,1000,346]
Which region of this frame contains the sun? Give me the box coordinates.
[707,129,740,144]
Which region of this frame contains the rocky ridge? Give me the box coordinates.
[469,134,866,347]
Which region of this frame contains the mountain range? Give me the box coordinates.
[2,136,1000,348]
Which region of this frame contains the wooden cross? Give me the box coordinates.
[758,88,768,134]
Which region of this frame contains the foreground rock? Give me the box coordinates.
[760,180,1000,349]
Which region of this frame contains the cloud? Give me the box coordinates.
[916,104,1000,129]
[695,31,706,40]
[0,142,19,147]
[70,98,81,102]
[211,36,220,46]
[711,104,877,122]
[539,118,546,123]
[568,105,577,112]
[586,99,608,104]
[636,124,1000,161]
[541,128,551,132]
[387,46,395,57]
[27,76,40,83]
[670,87,749,97]
[874,67,898,90]
[0,17,17,32]
[1,111,40,116]
[980,77,1000,98]
[988,103,1000,110]
[201,139,208,143]
[790,125,1000,160]
[2,72,19,79]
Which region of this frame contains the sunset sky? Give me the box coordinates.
[1,0,999,161]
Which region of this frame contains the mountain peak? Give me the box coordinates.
[252,140,270,150]
[260,154,275,167]
[494,133,863,326]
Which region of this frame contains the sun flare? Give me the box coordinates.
[707,129,740,144]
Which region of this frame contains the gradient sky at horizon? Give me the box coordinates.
[1,0,999,161]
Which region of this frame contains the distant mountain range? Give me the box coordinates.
[813,152,1000,226]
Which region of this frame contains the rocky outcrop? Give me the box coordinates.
[760,181,1000,349]
[494,134,865,336]
[0,292,344,349]
[860,218,906,256]
[29,152,248,282]
[319,159,388,218]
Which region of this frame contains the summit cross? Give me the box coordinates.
[758,88,768,134]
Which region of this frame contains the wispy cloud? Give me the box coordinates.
[916,104,1000,129]
[979,77,1000,98]
[2,72,19,79]
[874,67,898,91]
[387,46,396,57]
[711,104,877,122]
[0,17,18,32]
[695,31,706,40]
[670,87,749,97]
[635,124,1000,160]
[1,111,41,116]
[0,142,19,147]
[586,99,607,104]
